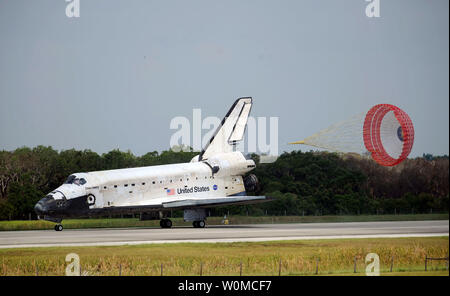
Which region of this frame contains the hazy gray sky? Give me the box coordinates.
[0,0,448,157]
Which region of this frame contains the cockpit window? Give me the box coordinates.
[73,178,87,185]
[64,175,76,184]
[64,175,87,186]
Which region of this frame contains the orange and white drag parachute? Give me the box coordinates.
[290,104,415,167]
[363,104,414,166]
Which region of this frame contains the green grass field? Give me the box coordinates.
[0,237,448,276]
[0,213,448,231]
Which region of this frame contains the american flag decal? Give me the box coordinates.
[166,188,175,196]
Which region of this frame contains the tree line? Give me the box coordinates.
[0,146,448,220]
[241,151,449,217]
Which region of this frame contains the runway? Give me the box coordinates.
[0,220,448,249]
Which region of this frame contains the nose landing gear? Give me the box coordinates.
[54,224,63,231]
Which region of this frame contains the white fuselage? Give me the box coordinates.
[50,151,255,210]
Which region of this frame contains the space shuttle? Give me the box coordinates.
[34,97,272,231]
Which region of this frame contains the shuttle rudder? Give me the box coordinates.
[199,97,252,160]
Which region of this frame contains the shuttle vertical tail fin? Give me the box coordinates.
[199,97,252,160]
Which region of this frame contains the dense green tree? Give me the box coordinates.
[6,175,43,219]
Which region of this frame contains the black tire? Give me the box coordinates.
[198,220,206,228]
[193,221,198,228]
[55,224,63,231]
[160,219,172,228]
[54,225,58,231]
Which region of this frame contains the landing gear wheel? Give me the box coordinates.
[193,220,205,228]
[54,224,63,231]
[160,219,172,228]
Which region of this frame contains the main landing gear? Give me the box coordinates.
[160,219,172,228]
[193,220,206,228]
[54,224,63,231]
[159,219,206,228]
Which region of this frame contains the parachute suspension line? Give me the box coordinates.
[293,112,367,154]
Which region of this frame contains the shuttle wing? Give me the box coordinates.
[161,195,272,209]
[100,196,273,213]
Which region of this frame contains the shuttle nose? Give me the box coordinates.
[34,198,50,215]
